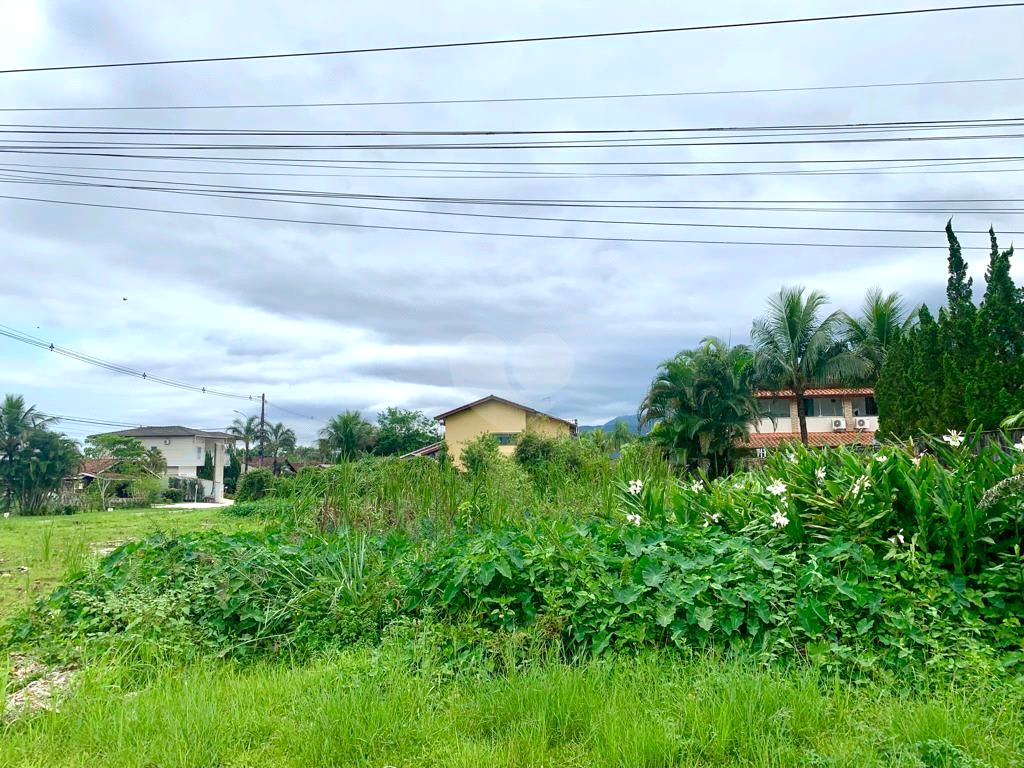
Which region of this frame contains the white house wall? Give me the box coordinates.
[136,436,207,475]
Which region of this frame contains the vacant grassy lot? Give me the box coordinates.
[2,650,1022,768]
[0,508,248,617]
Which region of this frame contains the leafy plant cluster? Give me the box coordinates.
[7,528,386,661]
[7,434,1023,678]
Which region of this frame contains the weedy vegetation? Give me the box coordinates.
[1,431,1023,766]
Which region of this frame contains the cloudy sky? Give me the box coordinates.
[1,0,1022,443]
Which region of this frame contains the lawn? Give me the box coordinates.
[2,649,1022,767]
[0,507,249,618]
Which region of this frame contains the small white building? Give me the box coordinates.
[94,426,235,502]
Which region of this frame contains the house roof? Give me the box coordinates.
[78,458,117,476]
[401,441,443,459]
[754,387,875,399]
[88,426,235,440]
[434,395,577,429]
[744,431,877,449]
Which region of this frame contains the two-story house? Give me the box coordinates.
[90,426,235,502]
[430,395,578,468]
[746,387,878,454]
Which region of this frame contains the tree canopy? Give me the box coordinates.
[876,223,1024,436]
[639,338,760,477]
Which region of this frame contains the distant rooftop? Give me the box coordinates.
[434,394,576,428]
[88,425,235,440]
[754,387,875,399]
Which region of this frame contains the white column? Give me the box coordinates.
[212,441,225,502]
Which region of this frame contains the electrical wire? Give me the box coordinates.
[3,115,1023,135]
[3,3,1021,75]
[3,166,1024,237]
[0,323,257,401]
[3,74,1022,113]
[0,191,1007,249]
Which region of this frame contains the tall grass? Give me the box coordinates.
[2,647,1021,767]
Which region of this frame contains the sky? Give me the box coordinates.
[1,0,1022,444]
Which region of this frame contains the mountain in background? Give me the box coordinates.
[578,414,646,434]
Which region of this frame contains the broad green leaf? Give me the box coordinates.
[695,605,715,632]
[655,603,676,628]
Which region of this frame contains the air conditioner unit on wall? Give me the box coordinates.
[831,418,847,431]
[855,417,869,429]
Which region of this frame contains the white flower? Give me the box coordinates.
[771,510,790,529]
[703,512,722,528]
[690,480,704,493]
[815,467,826,483]
[888,529,906,546]
[2,512,8,519]
[874,454,888,463]
[850,476,871,498]
[733,482,744,490]
[911,454,922,467]
[766,480,787,497]
[625,512,643,526]
[785,452,798,464]
[627,479,643,496]
[942,430,965,448]
[1014,440,1024,452]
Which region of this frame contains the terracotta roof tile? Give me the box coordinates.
[79,458,117,476]
[754,387,875,399]
[744,431,876,449]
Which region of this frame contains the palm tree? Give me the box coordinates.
[639,338,761,477]
[226,415,260,473]
[264,422,297,474]
[610,420,634,451]
[752,287,871,445]
[320,411,376,462]
[0,395,55,513]
[842,288,915,381]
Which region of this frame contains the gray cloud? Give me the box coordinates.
[2,0,1023,444]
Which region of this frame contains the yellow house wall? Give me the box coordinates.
[443,401,573,468]
[525,413,573,439]
[443,400,527,468]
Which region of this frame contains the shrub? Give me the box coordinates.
[461,433,500,475]
[162,488,185,503]
[235,469,274,502]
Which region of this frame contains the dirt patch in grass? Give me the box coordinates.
[3,654,76,720]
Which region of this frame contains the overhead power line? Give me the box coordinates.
[0,192,1008,249]
[2,115,1022,135]
[0,323,256,401]
[2,74,1022,113]
[2,3,1021,75]
[43,414,143,429]
[4,166,1024,236]
[265,400,320,422]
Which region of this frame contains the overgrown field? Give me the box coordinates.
[0,507,250,618]
[1,433,1023,765]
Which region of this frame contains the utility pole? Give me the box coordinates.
[259,393,266,460]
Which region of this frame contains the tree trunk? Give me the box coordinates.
[794,387,809,445]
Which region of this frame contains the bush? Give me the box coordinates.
[461,433,500,475]
[162,488,185,503]
[235,469,274,502]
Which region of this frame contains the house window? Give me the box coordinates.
[760,399,791,419]
[805,398,843,418]
[864,396,878,416]
[196,446,203,463]
[755,447,768,459]
[494,433,518,446]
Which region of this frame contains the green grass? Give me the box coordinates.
[0,508,252,617]
[2,649,1021,767]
